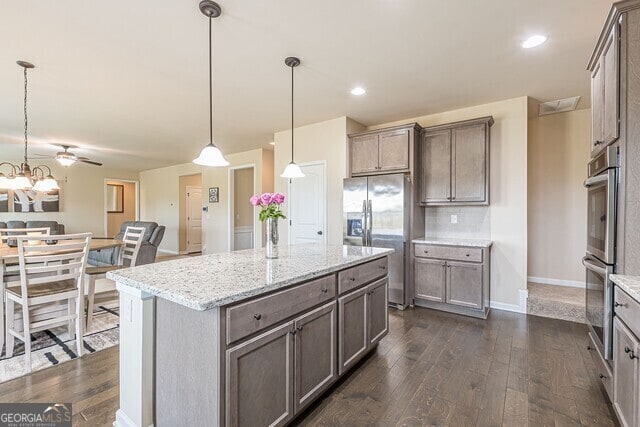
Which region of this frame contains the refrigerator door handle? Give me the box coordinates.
[367,200,373,247]
[361,200,368,246]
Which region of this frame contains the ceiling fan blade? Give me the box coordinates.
[76,158,103,166]
[29,153,54,159]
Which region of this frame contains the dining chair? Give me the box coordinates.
[84,226,145,331]
[0,227,51,280]
[5,233,92,373]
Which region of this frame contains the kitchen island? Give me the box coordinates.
[108,244,393,427]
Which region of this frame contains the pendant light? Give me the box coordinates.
[0,61,59,192]
[280,57,305,179]
[193,0,230,167]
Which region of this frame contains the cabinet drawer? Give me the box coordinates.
[614,287,640,337]
[588,332,613,400]
[226,275,336,344]
[414,244,482,263]
[338,257,388,295]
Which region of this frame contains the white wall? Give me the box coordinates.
[274,117,364,245]
[0,160,139,236]
[140,148,273,254]
[368,97,529,309]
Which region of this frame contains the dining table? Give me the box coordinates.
[0,238,124,350]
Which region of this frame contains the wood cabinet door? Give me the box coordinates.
[591,60,605,155]
[613,317,638,427]
[338,286,368,375]
[367,278,388,347]
[446,261,483,309]
[226,321,295,427]
[452,123,487,203]
[414,258,446,302]
[350,134,379,175]
[420,130,451,204]
[294,301,337,413]
[378,129,410,172]
[602,25,620,145]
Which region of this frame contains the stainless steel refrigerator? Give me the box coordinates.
[343,174,411,309]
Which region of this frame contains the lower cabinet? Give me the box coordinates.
[338,278,389,374]
[226,301,338,427]
[613,316,640,427]
[446,261,483,309]
[414,258,445,302]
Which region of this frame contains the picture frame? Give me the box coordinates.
[106,184,125,213]
[209,187,219,203]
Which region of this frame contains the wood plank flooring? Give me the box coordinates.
[0,307,618,426]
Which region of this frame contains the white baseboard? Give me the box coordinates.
[490,289,529,314]
[528,276,584,289]
[157,249,179,255]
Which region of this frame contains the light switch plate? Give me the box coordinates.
[451,215,458,224]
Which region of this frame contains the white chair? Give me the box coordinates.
[5,233,92,373]
[84,226,145,331]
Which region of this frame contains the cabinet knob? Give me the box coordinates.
[379,265,386,270]
[630,352,638,360]
[253,313,262,320]
[595,140,604,146]
[296,325,304,332]
[424,250,429,254]
[321,288,328,294]
[615,302,625,308]
[587,345,593,351]
[466,254,470,257]
[349,277,356,282]
[599,373,605,379]
[625,346,632,353]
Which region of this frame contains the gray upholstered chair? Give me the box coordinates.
[0,221,65,235]
[88,221,165,267]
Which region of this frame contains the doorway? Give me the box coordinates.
[288,162,326,245]
[229,166,255,251]
[104,179,139,238]
[179,173,202,254]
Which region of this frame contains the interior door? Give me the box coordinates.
[289,163,326,245]
[186,186,202,253]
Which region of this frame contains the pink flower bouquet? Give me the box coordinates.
[250,192,286,222]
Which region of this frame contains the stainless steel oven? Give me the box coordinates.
[583,254,614,360]
[584,146,618,265]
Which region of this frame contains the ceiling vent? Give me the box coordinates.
[538,96,581,116]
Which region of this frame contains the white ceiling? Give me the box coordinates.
[0,0,613,171]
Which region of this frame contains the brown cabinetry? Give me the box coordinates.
[419,117,493,206]
[613,316,638,427]
[348,123,420,177]
[413,242,490,318]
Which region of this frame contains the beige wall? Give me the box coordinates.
[274,117,364,245]
[0,160,139,236]
[140,148,273,254]
[368,97,529,308]
[233,168,254,228]
[178,173,202,252]
[106,180,136,237]
[528,109,589,283]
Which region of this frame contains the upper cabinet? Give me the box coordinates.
[590,23,620,157]
[419,117,493,206]
[348,123,421,177]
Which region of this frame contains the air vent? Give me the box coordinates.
[538,96,581,116]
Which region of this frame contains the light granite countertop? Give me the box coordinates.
[611,274,640,304]
[412,237,493,248]
[107,244,393,311]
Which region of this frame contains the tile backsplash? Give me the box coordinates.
[424,206,491,239]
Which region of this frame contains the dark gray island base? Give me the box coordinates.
[109,245,393,427]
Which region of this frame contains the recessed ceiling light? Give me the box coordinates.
[351,87,366,96]
[522,35,547,49]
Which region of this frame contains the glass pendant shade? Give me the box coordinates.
[32,179,51,192]
[0,174,10,190]
[193,143,230,167]
[12,174,33,190]
[280,162,305,179]
[43,176,59,190]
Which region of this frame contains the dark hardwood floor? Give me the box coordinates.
[0,307,618,426]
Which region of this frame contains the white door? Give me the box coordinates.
[289,163,326,245]
[186,186,202,253]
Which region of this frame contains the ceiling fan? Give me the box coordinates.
[33,145,103,167]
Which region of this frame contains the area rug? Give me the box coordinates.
[0,305,119,383]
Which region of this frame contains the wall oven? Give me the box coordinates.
[583,145,618,361]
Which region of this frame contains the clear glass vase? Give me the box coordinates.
[265,217,279,259]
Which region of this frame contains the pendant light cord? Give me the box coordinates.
[290,63,294,162]
[209,16,214,145]
[23,66,28,164]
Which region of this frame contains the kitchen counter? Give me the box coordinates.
[108,244,393,310]
[412,236,493,248]
[610,274,640,304]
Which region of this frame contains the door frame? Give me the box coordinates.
[287,160,327,245]
[185,185,203,253]
[228,164,257,251]
[103,178,140,237]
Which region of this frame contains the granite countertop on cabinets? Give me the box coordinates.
[412,237,493,248]
[107,244,393,311]
[611,274,640,304]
